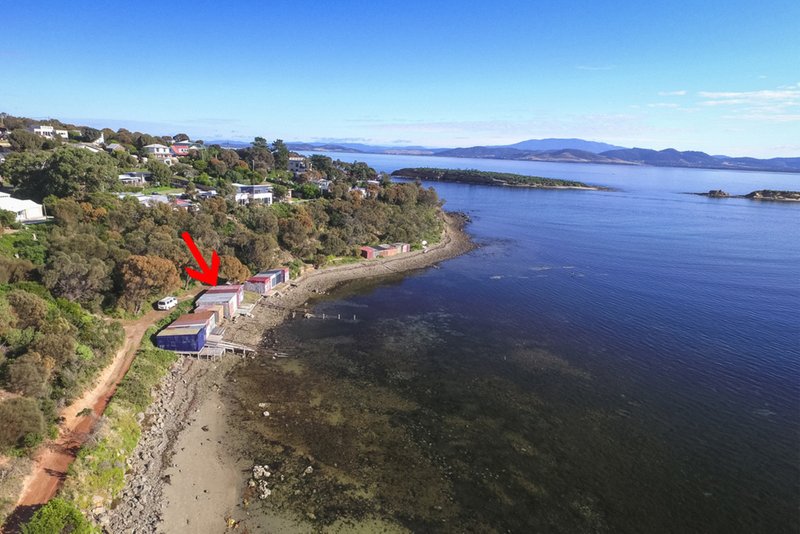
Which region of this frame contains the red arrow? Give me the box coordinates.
[181,231,219,286]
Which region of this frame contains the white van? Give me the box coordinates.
[157,296,178,310]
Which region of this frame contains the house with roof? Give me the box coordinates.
[308,179,332,192]
[360,243,411,259]
[106,143,126,153]
[232,183,273,205]
[29,125,69,140]
[170,140,205,157]
[118,171,151,186]
[143,144,170,157]
[74,142,104,154]
[288,155,310,175]
[117,192,169,207]
[0,193,46,223]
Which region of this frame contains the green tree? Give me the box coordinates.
[80,127,101,143]
[42,252,111,305]
[7,290,48,330]
[0,209,17,230]
[146,159,174,186]
[32,317,77,366]
[271,139,289,170]
[0,297,18,335]
[21,498,95,534]
[350,161,376,182]
[8,129,45,151]
[272,184,288,200]
[219,255,251,283]
[173,133,190,142]
[118,255,180,313]
[297,183,321,199]
[7,147,119,201]
[0,150,49,194]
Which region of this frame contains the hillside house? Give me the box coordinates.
[288,156,310,174]
[118,171,151,186]
[309,179,332,192]
[106,143,126,153]
[0,193,46,222]
[143,144,175,164]
[232,183,273,205]
[170,141,204,157]
[29,125,69,139]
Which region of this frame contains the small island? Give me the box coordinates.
[695,189,800,202]
[391,167,603,190]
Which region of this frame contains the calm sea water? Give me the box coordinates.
[277,154,800,532]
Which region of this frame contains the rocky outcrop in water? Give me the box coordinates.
[745,190,800,201]
[693,189,800,201]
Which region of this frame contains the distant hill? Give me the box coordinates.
[599,148,800,172]
[601,148,721,167]
[286,142,364,153]
[503,138,625,153]
[435,146,634,165]
[282,138,800,173]
[287,142,442,155]
[432,145,800,173]
[205,139,250,148]
[434,146,534,159]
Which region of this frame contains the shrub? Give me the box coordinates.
[21,498,95,534]
[0,397,45,449]
[7,290,48,330]
[7,352,48,397]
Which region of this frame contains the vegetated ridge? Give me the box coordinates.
[391,167,600,189]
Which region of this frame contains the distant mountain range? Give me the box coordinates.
[503,138,625,153]
[208,137,800,173]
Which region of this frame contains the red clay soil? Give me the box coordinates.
[3,291,200,532]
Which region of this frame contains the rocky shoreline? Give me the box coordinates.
[104,212,475,533]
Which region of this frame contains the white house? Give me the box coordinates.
[309,179,332,192]
[30,125,69,140]
[143,144,170,158]
[288,156,310,174]
[118,171,151,186]
[232,183,273,205]
[0,193,46,222]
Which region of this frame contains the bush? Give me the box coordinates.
[7,352,48,397]
[7,290,48,330]
[0,209,17,230]
[0,397,45,449]
[21,498,95,534]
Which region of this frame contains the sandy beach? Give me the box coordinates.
[105,212,474,533]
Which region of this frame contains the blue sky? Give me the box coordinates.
[3,1,799,157]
